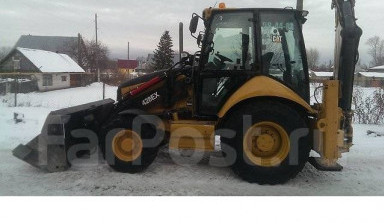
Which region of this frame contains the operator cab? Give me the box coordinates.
[190,7,310,116]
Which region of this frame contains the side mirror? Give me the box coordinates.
[189,14,199,34]
[180,51,194,66]
[180,52,190,61]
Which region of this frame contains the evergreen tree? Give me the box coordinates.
[152,31,174,70]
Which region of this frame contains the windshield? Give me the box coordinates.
[203,12,255,71]
[260,11,308,99]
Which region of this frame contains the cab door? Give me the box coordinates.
[195,11,260,117]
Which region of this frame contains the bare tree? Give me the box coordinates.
[366,36,384,67]
[352,86,384,124]
[59,41,78,60]
[372,88,384,124]
[352,86,365,124]
[318,61,333,72]
[318,62,327,72]
[306,48,320,70]
[84,40,110,73]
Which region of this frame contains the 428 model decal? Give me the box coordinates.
[142,92,160,106]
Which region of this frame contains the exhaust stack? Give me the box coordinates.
[296,0,304,10]
[179,22,184,62]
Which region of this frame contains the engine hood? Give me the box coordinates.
[117,69,167,100]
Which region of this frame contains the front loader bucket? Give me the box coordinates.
[13,136,68,172]
[12,99,115,172]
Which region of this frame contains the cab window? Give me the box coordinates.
[204,12,255,71]
[260,12,308,99]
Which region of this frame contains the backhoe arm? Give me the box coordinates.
[332,0,362,113]
[310,0,362,170]
[333,0,362,149]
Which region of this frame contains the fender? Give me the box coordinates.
[217,76,316,118]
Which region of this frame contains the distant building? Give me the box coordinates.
[0,48,87,91]
[357,65,384,87]
[117,59,139,76]
[368,65,384,72]
[309,70,334,83]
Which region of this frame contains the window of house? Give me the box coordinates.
[43,74,53,86]
[12,57,20,71]
[61,76,67,82]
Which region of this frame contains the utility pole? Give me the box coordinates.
[95,13,105,99]
[128,42,130,60]
[14,78,17,107]
[95,13,100,83]
[77,33,82,66]
[296,0,304,11]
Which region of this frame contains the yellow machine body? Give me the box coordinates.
[169,121,215,151]
[167,75,316,152]
[218,76,315,118]
[166,77,349,171]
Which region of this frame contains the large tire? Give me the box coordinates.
[221,100,310,184]
[100,115,161,173]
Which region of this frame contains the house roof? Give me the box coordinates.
[370,65,384,70]
[14,35,78,57]
[359,72,384,78]
[17,48,84,73]
[117,60,138,69]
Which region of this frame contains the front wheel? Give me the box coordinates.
[100,116,161,173]
[221,100,310,184]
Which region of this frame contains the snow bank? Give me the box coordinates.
[0,83,117,148]
[0,82,117,108]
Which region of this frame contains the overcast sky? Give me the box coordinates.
[0,0,383,65]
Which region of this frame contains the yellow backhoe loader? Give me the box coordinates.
[13,0,362,184]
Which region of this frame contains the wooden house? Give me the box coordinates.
[117,60,139,76]
[0,48,85,91]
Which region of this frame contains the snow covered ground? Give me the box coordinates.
[0,83,383,195]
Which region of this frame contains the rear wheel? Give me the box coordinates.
[100,116,160,173]
[221,100,310,184]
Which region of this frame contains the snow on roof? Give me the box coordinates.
[17,47,84,73]
[370,65,384,70]
[313,71,334,77]
[359,72,384,78]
